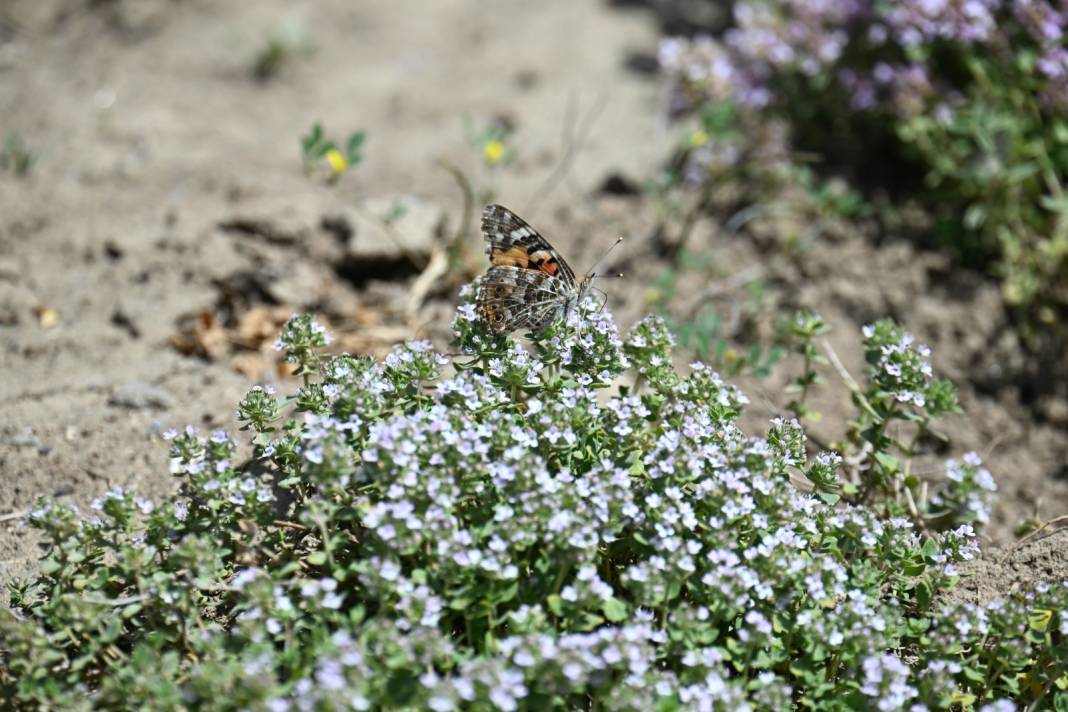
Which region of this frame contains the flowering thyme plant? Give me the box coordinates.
[2,294,1066,709]
[783,311,997,536]
[659,1,1068,341]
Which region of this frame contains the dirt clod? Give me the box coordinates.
[109,381,176,410]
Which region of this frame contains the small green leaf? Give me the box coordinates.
[915,579,933,608]
[873,451,900,475]
[921,537,941,559]
[602,597,628,623]
[906,617,930,635]
[495,580,519,604]
[301,123,323,155]
[1028,608,1053,632]
[950,692,977,707]
[902,559,926,577]
[346,131,366,162]
[448,596,472,611]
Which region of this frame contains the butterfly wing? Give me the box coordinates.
[477,266,572,334]
[481,204,578,289]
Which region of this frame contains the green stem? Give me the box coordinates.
[551,563,572,596]
[668,177,716,264]
[856,411,891,504]
[790,346,815,420]
[466,616,477,651]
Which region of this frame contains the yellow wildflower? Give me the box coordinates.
[689,129,709,147]
[483,139,505,165]
[324,147,348,176]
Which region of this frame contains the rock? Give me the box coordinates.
[265,260,324,307]
[219,200,320,245]
[10,430,41,448]
[109,381,175,410]
[327,195,444,267]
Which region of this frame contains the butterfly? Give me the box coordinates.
[476,204,619,335]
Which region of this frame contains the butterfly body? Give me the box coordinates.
[477,204,593,334]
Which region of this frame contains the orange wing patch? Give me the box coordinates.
[491,247,563,277]
[491,246,531,268]
[529,250,560,276]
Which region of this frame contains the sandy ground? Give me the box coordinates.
[1,0,1064,595]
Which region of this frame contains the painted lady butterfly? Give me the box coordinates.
[476,204,618,334]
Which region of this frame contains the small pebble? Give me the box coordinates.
[11,431,42,448]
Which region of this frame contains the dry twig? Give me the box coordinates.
[0,509,28,523]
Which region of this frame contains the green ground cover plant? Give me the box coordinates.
[1,289,1065,709]
[658,0,1068,348]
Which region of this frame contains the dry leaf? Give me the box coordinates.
[171,309,229,360]
[234,305,293,350]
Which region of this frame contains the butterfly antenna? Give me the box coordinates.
[586,237,624,281]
